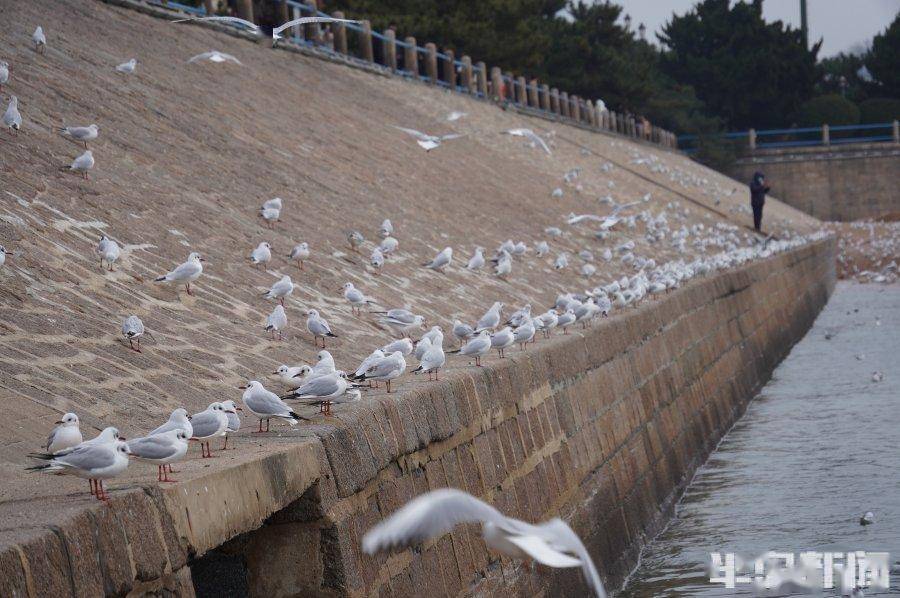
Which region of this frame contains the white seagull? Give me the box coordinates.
[264,274,294,306]
[154,252,205,295]
[289,242,309,270]
[97,234,120,271]
[503,128,551,154]
[116,58,137,73]
[127,429,189,482]
[28,440,130,501]
[187,51,243,65]
[32,26,46,54]
[65,150,94,179]
[249,241,272,269]
[59,124,99,149]
[272,16,361,45]
[265,304,288,340]
[44,413,83,454]
[306,309,336,348]
[240,381,305,431]
[423,247,453,271]
[3,96,22,135]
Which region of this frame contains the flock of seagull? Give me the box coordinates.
[3,13,838,597]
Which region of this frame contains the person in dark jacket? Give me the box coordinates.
[749,171,770,232]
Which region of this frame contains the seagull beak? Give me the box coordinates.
[236,406,243,412]
[118,435,127,441]
[54,420,63,424]
[226,410,236,414]
[271,371,279,375]
[199,258,207,262]
[237,385,248,389]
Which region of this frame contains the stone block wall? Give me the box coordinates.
[728,143,900,221]
[215,237,836,597]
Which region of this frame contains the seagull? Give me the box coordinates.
[187,51,243,65]
[449,330,492,366]
[413,333,445,380]
[32,26,46,54]
[375,309,426,336]
[370,247,385,273]
[451,320,475,345]
[536,241,549,257]
[115,58,137,73]
[122,315,151,352]
[249,241,272,269]
[351,351,406,393]
[476,302,503,332]
[423,247,452,271]
[189,402,231,458]
[309,350,337,377]
[127,430,189,482]
[44,413,82,454]
[446,111,467,121]
[65,150,94,179]
[274,364,311,390]
[173,15,261,34]
[494,252,512,278]
[380,219,393,238]
[347,230,365,253]
[28,441,130,501]
[272,16,361,45]
[380,236,399,255]
[3,96,21,134]
[361,489,605,598]
[263,274,294,306]
[490,327,515,358]
[240,381,306,431]
[393,126,464,151]
[466,247,485,270]
[97,234,120,271]
[557,309,577,334]
[265,304,288,340]
[503,128,551,154]
[59,124,99,149]
[259,206,280,228]
[306,309,336,347]
[381,337,414,356]
[342,282,375,315]
[154,252,205,295]
[282,373,361,414]
[289,242,309,270]
[354,349,385,386]
[148,408,193,439]
[262,197,283,211]
[0,61,9,92]
[537,310,558,338]
[554,253,569,270]
[506,304,532,328]
[220,400,242,449]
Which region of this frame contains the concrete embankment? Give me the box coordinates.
[0,1,833,596]
[0,237,834,597]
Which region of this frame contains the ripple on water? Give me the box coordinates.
[621,282,900,597]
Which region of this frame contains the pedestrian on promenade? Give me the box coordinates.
[750,171,770,232]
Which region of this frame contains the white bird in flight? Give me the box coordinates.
[503,128,551,155]
[187,51,243,65]
[361,489,605,598]
[173,15,261,34]
[393,126,464,152]
[272,16,361,45]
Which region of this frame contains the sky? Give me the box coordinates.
[614,0,900,56]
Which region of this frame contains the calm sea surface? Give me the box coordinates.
[620,282,899,597]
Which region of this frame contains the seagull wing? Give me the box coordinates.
[187,52,215,63]
[536,519,606,598]
[219,52,243,65]
[273,16,360,38]
[504,535,584,568]
[293,375,341,398]
[128,436,178,460]
[362,488,505,554]
[247,392,293,416]
[173,16,260,32]
[525,130,552,154]
[167,260,201,281]
[55,444,116,471]
[393,126,432,141]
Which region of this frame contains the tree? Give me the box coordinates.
[865,13,900,98]
[796,94,860,126]
[816,52,869,104]
[658,0,820,130]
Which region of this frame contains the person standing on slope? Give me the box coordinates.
[750,171,770,232]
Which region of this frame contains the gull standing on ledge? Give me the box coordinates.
[240,381,305,432]
[264,274,294,306]
[289,242,309,270]
[306,309,337,348]
[450,330,492,367]
[127,430,189,482]
[64,150,94,179]
[59,124,99,149]
[148,408,193,440]
[32,26,46,54]
[154,252,205,296]
[116,58,137,73]
[423,247,452,272]
[362,489,605,598]
[28,441,131,501]
[265,304,288,340]
[3,96,21,135]
[189,402,230,458]
[97,234,120,271]
[249,241,272,270]
[122,315,151,352]
[44,413,82,454]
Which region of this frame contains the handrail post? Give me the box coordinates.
[475,61,487,96]
[424,44,438,84]
[490,67,503,100]
[586,101,596,127]
[443,49,456,89]
[893,120,899,144]
[235,0,253,23]
[358,20,374,62]
[527,79,539,108]
[748,128,757,150]
[550,88,560,114]
[404,37,417,77]
[571,95,581,122]
[822,124,830,145]
[303,0,318,41]
[332,11,348,54]
[515,76,527,105]
[276,0,289,34]
[382,29,397,71]
[461,56,473,93]
[539,84,550,111]
[559,91,569,117]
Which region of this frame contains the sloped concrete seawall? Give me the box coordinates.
[210,237,835,597]
[0,237,835,598]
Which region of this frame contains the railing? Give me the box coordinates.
[678,121,900,152]
[143,0,678,150]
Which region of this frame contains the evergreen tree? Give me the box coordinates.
[865,13,900,98]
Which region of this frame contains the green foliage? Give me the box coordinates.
[658,0,820,130]
[816,52,870,104]
[866,13,900,98]
[859,98,900,124]
[796,94,860,126]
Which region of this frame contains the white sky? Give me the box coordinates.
[615,0,900,56]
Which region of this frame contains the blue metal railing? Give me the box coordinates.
[678,122,897,151]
